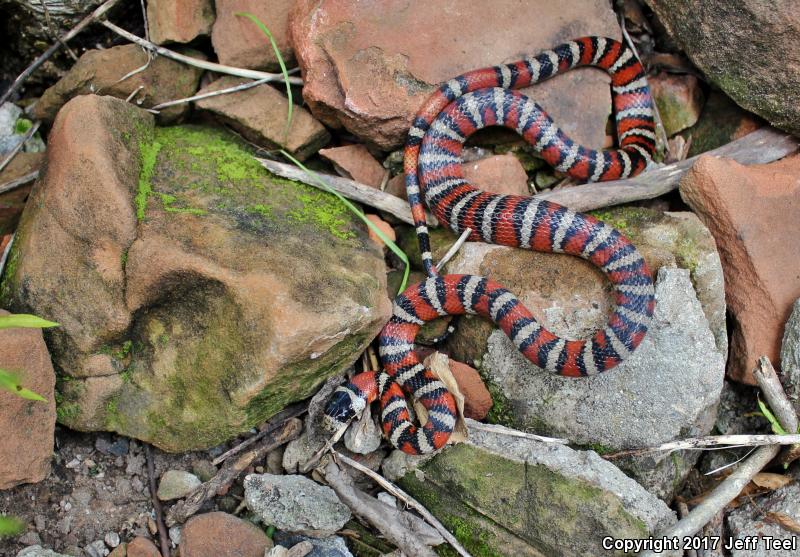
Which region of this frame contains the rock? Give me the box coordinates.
[727,483,800,556]
[381,449,433,482]
[156,470,202,500]
[244,473,351,537]
[282,429,327,474]
[271,534,353,557]
[190,459,217,482]
[685,91,762,158]
[94,436,129,457]
[0,309,57,488]
[649,72,704,136]
[0,152,45,236]
[180,512,271,557]
[0,102,45,155]
[147,0,214,45]
[125,537,161,557]
[782,299,800,408]
[85,540,109,557]
[319,145,386,188]
[104,532,120,548]
[30,45,204,124]
[680,154,800,384]
[16,547,71,557]
[18,532,42,546]
[0,95,390,451]
[290,0,621,149]
[646,0,800,136]
[342,404,381,455]
[194,76,330,161]
[462,154,530,197]
[212,0,295,72]
[399,421,676,557]
[364,214,395,248]
[448,360,492,420]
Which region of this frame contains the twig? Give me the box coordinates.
[464,419,567,444]
[100,21,303,86]
[333,450,473,557]
[534,127,798,212]
[150,77,272,111]
[0,170,39,195]
[676,500,698,557]
[256,158,437,226]
[145,444,171,557]
[166,417,302,526]
[124,85,144,103]
[604,434,800,458]
[0,234,15,277]
[0,0,122,106]
[753,356,800,467]
[211,401,308,466]
[323,461,443,557]
[0,121,41,174]
[436,228,472,270]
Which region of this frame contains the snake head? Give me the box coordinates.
[323,386,367,430]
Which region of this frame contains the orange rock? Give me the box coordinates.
[385,174,407,200]
[679,154,800,383]
[0,309,56,489]
[462,154,530,197]
[365,214,396,248]
[126,536,161,557]
[319,144,386,187]
[212,0,295,72]
[180,512,272,557]
[147,0,214,45]
[649,72,704,136]
[449,360,493,420]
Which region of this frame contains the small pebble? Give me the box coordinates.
[104,532,120,548]
[169,525,181,546]
[65,458,81,469]
[18,531,42,546]
[85,539,109,557]
[157,469,202,501]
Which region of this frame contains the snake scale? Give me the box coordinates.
[325,37,657,455]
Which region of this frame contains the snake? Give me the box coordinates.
[325,37,657,455]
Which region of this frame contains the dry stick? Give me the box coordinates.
[0,0,122,106]
[211,401,308,466]
[604,433,800,459]
[323,461,443,557]
[100,21,303,86]
[150,77,272,111]
[333,451,473,557]
[535,127,798,212]
[436,227,472,270]
[753,356,800,468]
[465,419,567,444]
[0,234,15,276]
[145,444,171,557]
[676,501,698,557]
[166,417,302,527]
[256,158,437,226]
[0,121,41,174]
[0,170,39,195]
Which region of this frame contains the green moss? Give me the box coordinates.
[14,117,32,134]
[56,401,81,422]
[136,139,162,220]
[675,236,700,274]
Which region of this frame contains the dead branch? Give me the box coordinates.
[166,417,302,526]
[0,122,41,174]
[256,158,438,226]
[436,228,472,270]
[535,127,798,212]
[333,450,473,557]
[0,0,122,106]
[323,461,443,557]
[464,419,567,444]
[100,21,303,86]
[150,77,272,111]
[145,444,171,557]
[0,170,39,195]
[604,434,800,459]
[753,356,800,467]
[0,234,15,276]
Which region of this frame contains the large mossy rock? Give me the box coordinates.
[0,95,391,451]
[399,422,676,557]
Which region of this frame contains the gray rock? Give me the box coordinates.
[83,540,108,557]
[272,533,354,557]
[380,449,433,482]
[103,532,120,548]
[16,547,71,557]
[727,482,800,556]
[244,474,351,537]
[481,268,725,498]
[398,420,677,557]
[646,0,800,136]
[0,102,45,155]
[17,532,42,546]
[781,298,800,409]
[342,405,381,455]
[157,470,202,501]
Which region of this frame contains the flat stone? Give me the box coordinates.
[195,76,330,161]
[244,473,351,537]
[646,0,800,136]
[0,96,390,451]
[399,421,677,557]
[147,0,214,45]
[156,469,202,501]
[462,154,530,196]
[319,145,386,188]
[0,309,57,489]
[16,547,71,557]
[126,537,161,557]
[212,0,295,72]
[180,512,272,557]
[680,154,800,384]
[290,0,621,149]
[649,72,704,136]
[30,45,204,123]
[272,534,353,557]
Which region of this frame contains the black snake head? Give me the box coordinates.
[323,386,365,430]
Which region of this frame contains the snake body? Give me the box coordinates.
[325,37,657,455]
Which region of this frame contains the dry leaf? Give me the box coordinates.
[417,352,468,445]
[751,473,793,490]
[766,511,800,534]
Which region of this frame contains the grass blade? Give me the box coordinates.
[0,368,46,401]
[278,150,410,294]
[237,12,293,142]
[758,398,788,435]
[0,314,59,329]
